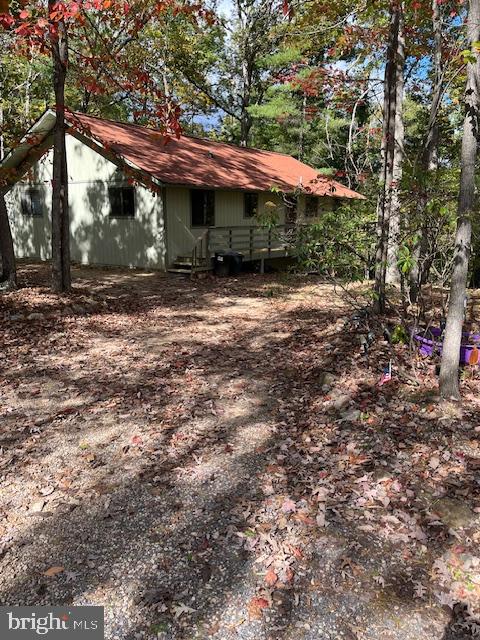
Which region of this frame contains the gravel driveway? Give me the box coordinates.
[1,264,479,640]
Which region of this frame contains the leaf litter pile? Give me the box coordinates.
[1,264,480,640]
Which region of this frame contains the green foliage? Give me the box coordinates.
[293,200,375,280]
[397,244,414,275]
[255,195,281,228]
[391,325,409,345]
[461,48,477,64]
[0,47,53,151]
[1,0,472,296]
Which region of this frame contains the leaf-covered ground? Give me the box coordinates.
[1,263,480,640]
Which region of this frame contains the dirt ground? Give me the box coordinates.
[1,263,480,640]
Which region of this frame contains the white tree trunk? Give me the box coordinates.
[385,2,405,286]
[439,0,480,399]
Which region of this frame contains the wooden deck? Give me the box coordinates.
[208,225,296,260]
[169,225,297,274]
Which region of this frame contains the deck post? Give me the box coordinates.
[260,258,265,274]
[229,228,233,249]
[206,228,211,266]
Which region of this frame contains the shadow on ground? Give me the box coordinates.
[0,263,479,640]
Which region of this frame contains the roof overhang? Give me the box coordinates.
[1,109,56,182]
[0,109,164,192]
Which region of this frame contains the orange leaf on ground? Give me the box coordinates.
[265,568,278,586]
[292,511,315,525]
[44,566,64,577]
[247,597,269,620]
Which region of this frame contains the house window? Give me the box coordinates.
[108,185,135,218]
[244,192,258,219]
[191,189,215,227]
[285,196,297,224]
[21,187,43,217]
[305,195,318,218]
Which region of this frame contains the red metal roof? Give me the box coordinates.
[67,112,365,200]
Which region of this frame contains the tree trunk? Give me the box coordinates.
[409,0,442,302]
[0,191,17,290]
[374,1,401,312]
[50,6,71,293]
[239,52,253,147]
[439,0,480,399]
[239,112,252,147]
[385,2,405,286]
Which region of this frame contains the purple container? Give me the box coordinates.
[413,328,480,364]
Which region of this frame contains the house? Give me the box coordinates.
[2,110,365,273]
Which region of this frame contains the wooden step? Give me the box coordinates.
[174,260,209,267]
[168,266,212,274]
[168,268,193,274]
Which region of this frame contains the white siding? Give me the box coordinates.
[7,134,166,270]
[6,180,52,261]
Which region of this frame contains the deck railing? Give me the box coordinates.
[208,224,297,260]
[190,229,210,273]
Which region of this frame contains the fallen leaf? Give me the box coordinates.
[39,486,55,496]
[43,566,64,577]
[247,597,269,620]
[293,511,316,525]
[281,498,296,513]
[208,622,220,636]
[30,499,46,513]
[265,568,278,586]
[285,568,295,583]
[172,602,196,619]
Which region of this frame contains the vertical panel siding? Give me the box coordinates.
[7,134,166,270]
[7,182,52,260]
[319,196,335,213]
[165,186,197,260]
